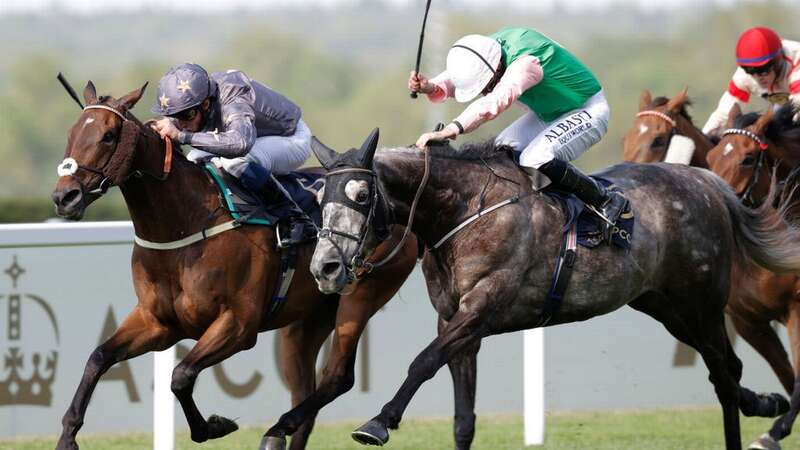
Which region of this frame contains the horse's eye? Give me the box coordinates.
[651,136,667,148]
[102,131,116,143]
[741,155,757,167]
[356,190,369,203]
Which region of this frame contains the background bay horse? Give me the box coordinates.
[706,104,800,450]
[623,88,714,167]
[50,83,419,450]
[309,132,800,450]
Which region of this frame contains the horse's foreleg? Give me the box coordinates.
[445,321,480,450]
[352,290,490,447]
[729,307,794,394]
[172,310,256,443]
[278,304,337,450]
[763,300,800,446]
[56,307,176,450]
[262,257,412,450]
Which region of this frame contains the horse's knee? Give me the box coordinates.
[320,365,355,397]
[171,364,198,395]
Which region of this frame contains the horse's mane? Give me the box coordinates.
[384,138,515,162]
[650,96,693,122]
[765,105,800,156]
[732,111,760,129]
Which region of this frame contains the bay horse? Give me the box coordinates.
[623,88,715,167]
[50,82,420,450]
[308,131,800,450]
[706,104,800,450]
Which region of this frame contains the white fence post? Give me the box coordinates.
[153,346,176,450]
[524,328,545,446]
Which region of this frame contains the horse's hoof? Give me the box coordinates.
[55,440,79,450]
[207,414,239,439]
[748,434,781,450]
[259,435,287,450]
[772,393,790,416]
[352,419,390,446]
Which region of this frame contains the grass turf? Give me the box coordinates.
[4,408,795,450]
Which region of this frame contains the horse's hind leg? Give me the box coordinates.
[444,317,481,450]
[56,307,177,450]
[729,308,794,394]
[278,302,337,450]
[755,301,800,449]
[172,310,257,443]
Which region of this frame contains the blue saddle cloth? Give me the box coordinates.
[543,177,634,250]
[204,163,323,227]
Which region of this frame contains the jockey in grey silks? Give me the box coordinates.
[151,63,311,238]
[408,27,629,227]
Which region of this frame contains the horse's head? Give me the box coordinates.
[52,81,148,220]
[309,128,391,294]
[623,88,691,163]
[706,104,773,203]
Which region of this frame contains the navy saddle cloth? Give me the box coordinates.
[205,163,324,228]
[543,177,634,250]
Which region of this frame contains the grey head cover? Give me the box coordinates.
[151,63,218,116]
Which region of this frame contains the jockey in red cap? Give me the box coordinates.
[703,27,800,136]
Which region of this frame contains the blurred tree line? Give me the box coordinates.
[0,0,795,222]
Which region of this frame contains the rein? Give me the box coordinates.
[723,128,769,205]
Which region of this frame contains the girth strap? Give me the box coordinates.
[134,219,241,250]
[537,222,578,327]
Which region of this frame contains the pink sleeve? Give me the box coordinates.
[427,71,455,103]
[453,56,543,133]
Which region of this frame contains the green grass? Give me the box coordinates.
[4,408,796,450]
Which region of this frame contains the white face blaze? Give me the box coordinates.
[723,143,735,156]
[638,124,649,136]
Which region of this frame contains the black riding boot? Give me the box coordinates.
[239,164,312,246]
[538,158,629,226]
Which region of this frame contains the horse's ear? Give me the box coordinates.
[726,104,742,129]
[311,136,339,170]
[639,90,652,111]
[119,82,148,111]
[666,86,689,113]
[754,107,774,134]
[358,128,380,168]
[84,81,97,105]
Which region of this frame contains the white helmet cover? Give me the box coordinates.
[446,34,502,103]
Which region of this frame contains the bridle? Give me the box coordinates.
[318,150,430,282]
[58,104,173,197]
[721,127,769,205]
[635,110,679,158]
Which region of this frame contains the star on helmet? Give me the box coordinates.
[159,94,170,109]
[177,79,192,94]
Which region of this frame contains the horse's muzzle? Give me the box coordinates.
[52,186,86,220]
[311,258,348,294]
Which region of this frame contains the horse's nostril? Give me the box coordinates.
[321,261,341,277]
[62,189,80,206]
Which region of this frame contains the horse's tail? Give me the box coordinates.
[717,175,800,274]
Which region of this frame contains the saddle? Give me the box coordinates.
[204,163,323,246]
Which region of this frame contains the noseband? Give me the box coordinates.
[319,150,430,282]
[722,127,769,205]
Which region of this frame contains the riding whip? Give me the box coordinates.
[57,72,84,109]
[410,0,433,99]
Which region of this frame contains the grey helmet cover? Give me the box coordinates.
[151,63,218,116]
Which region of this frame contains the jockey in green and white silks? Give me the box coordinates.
[410,27,628,225]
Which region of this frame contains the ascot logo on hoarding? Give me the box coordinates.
[0,255,59,406]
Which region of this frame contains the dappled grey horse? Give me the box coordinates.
[308,129,800,450]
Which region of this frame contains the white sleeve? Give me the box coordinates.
[702,92,746,136]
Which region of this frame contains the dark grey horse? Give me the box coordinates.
[308,129,800,450]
